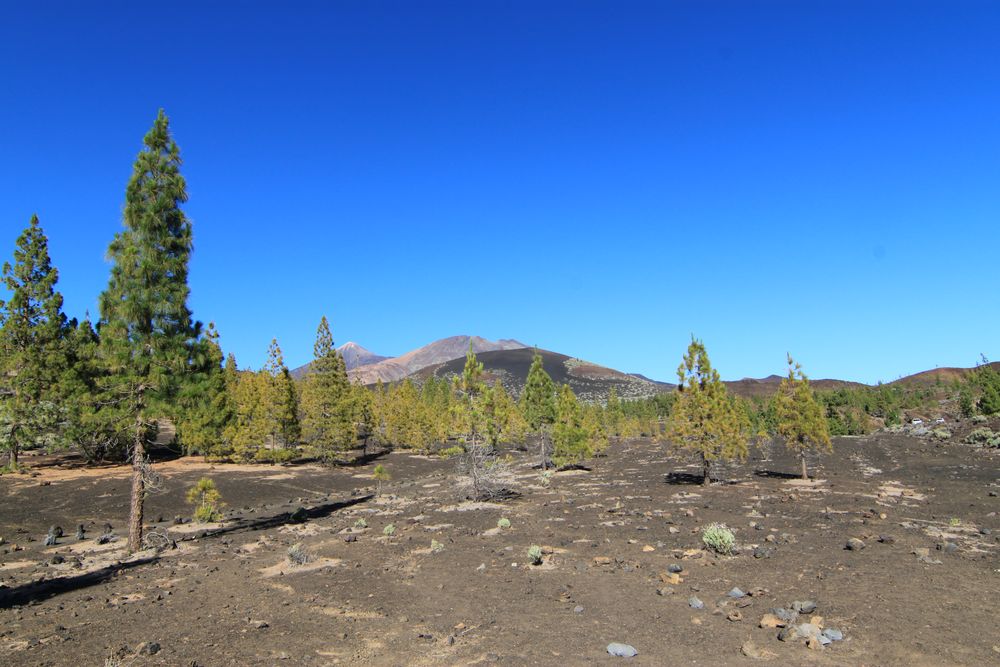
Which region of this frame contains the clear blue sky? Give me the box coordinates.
[1,1,997,384]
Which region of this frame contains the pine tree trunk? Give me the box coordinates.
[540,430,548,471]
[9,440,18,471]
[702,452,711,486]
[127,419,146,554]
[800,452,808,481]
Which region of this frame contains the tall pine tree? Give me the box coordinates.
[0,215,69,469]
[175,323,233,458]
[300,316,354,461]
[773,354,831,479]
[98,110,199,552]
[259,338,300,459]
[664,337,748,485]
[520,349,556,469]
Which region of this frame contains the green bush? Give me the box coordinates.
[383,523,396,537]
[438,445,464,458]
[497,517,511,529]
[931,428,952,440]
[186,477,223,523]
[527,544,543,565]
[287,542,311,565]
[353,518,368,529]
[702,523,736,555]
[965,428,997,444]
[430,539,444,553]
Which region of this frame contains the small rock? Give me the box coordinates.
[809,615,824,627]
[938,541,958,554]
[752,546,773,559]
[846,538,866,551]
[726,610,743,622]
[606,642,638,658]
[807,636,824,650]
[777,626,800,642]
[43,534,57,546]
[642,545,655,552]
[792,600,817,614]
[135,641,161,656]
[688,596,704,609]
[759,613,785,629]
[667,563,683,573]
[659,572,681,585]
[49,555,65,565]
[727,587,746,598]
[250,620,269,629]
[592,556,612,566]
[344,534,357,543]
[573,605,584,613]
[75,525,86,540]
[822,628,844,642]
[877,535,895,544]
[741,640,777,660]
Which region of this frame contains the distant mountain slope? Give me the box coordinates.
[722,374,866,399]
[290,342,387,379]
[347,335,527,385]
[410,348,668,402]
[889,361,1000,386]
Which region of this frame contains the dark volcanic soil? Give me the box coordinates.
[1,429,998,666]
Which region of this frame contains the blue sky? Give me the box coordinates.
[1,1,997,384]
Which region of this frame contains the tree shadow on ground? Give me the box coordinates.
[177,495,374,542]
[664,471,741,486]
[0,555,158,610]
[753,469,803,480]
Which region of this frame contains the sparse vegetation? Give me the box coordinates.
[372,463,391,495]
[286,542,311,565]
[497,517,511,529]
[702,523,736,554]
[773,355,832,480]
[185,477,223,523]
[354,518,368,529]
[527,544,543,565]
[383,523,396,536]
[430,539,444,553]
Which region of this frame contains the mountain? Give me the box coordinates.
[337,342,389,370]
[722,374,865,399]
[346,335,527,385]
[888,361,1000,386]
[410,347,668,402]
[290,342,388,379]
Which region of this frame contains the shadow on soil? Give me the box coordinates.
[0,496,373,610]
[753,469,805,480]
[0,556,158,610]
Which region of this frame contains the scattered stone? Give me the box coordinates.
[752,546,773,559]
[49,554,65,565]
[573,605,584,613]
[727,587,746,598]
[48,526,63,538]
[75,525,86,540]
[809,615,824,627]
[740,640,777,660]
[877,534,895,544]
[43,534,57,547]
[938,541,959,554]
[659,572,681,585]
[343,534,357,543]
[913,547,930,558]
[667,563,683,573]
[688,596,704,609]
[592,556,612,566]
[642,545,655,552]
[250,620,269,629]
[759,613,785,629]
[846,538,866,551]
[726,610,743,622]
[135,641,161,656]
[606,642,638,658]
[792,600,817,614]
[822,628,844,642]
[806,636,824,650]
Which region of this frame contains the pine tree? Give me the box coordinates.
[453,343,486,449]
[97,110,199,552]
[484,380,527,447]
[0,215,69,469]
[258,338,299,460]
[552,383,591,467]
[664,337,748,486]
[604,386,623,437]
[300,317,354,461]
[175,323,233,458]
[773,354,832,479]
[227,365,266,461]
[520,349,556,469]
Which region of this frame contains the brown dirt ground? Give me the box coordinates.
[1,427,999,666]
